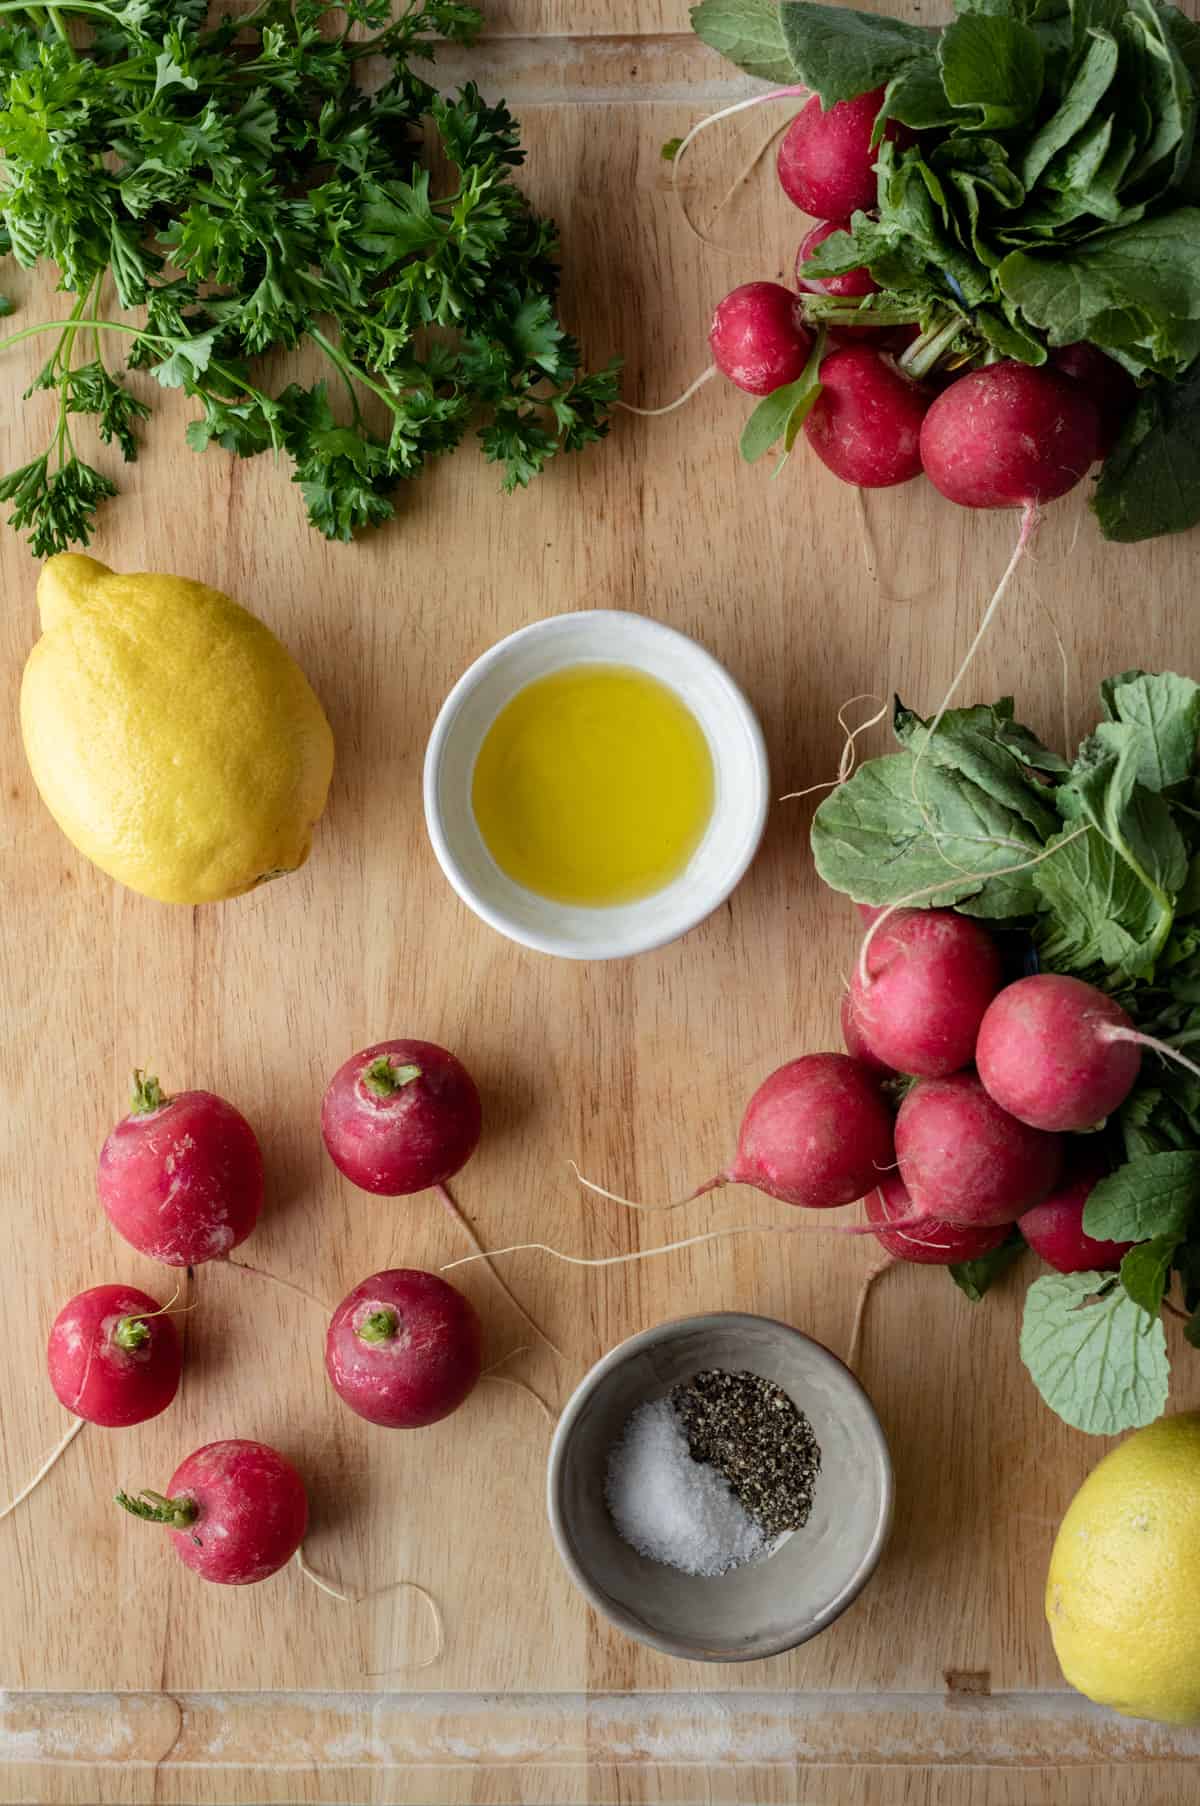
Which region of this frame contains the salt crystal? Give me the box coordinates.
[604,1396,766,1577]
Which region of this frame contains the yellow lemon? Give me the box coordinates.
[1046,1411,1200,1724]
[20,554,335,905]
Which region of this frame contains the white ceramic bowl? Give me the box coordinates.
[423,611,769,960]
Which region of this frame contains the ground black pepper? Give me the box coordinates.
[671,1368,821,1536]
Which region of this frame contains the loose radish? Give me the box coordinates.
[865,1173,1010,1264]
[116,1439,307,1585]
[321,1039,481,1196]
[708,282,812,396]
[796,220,879,300]
[1049,343,1137,458]
[895,1072,1063,1226]
[777,88,909,218]
[48,1284,182,1427]
[98,1071,263,1266]
[919,362,1101,511]
[1020,1162,1133,1274]
[974,974,1142,1132]
[840,989,894,1075]
[848,908,1003,1077]
[325,1268,483,1429]
[804,346,930,488]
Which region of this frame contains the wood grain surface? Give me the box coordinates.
[1,6,1198,1802]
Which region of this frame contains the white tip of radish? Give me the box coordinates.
[295,1547,446,1670]
[0,1415,86,1524]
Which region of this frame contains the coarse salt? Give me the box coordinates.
[604,1396,766,1577]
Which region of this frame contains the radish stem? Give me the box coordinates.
[129,1069,166,1114]
[361,1058,421,1098]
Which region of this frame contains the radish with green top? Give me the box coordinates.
[974,975,1143,1133]
[321,1039,482,1196]
[1020,1162,1133,1274]
[325,1268,483,1428]
[804,346,931,488]
[919,363,1100,511]
[47,1284,182,1427]
[865,1174,1010,1264]
[848,909,1003,1078]
[777,88,910,218]
[98,1071,263,1266]
[895,1072,1063,1226]
[116,1439,307,1585]
[708,283,812,396]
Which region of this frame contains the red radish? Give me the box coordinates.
[919,362,1101,510]
[796,220,878,298]
[856,902,888,925]
[1050,343,1137,457]
[974,974,1142,1132]
[116,1439,307,1585]
[708,282,812,396]
[720,1053,894,1208]
[47,1284,182,1427]
[840,989,894,1075]
[777,88,909,218]
[866,1173,1010,1264]
[325,1268,483,1428]
[804,346,930,487]
[895,1072,1063,1226]
[98,1072,263,1267]
[848,908,1003,1077]
[1020,1162,1133,1274]
[322,1039,481,1196]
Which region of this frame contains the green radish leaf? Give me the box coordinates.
[660,137,683,161]
[690,0,799,85]
[1120,1234,1182,1317]
[1021,28,1119,186]
[937,14,1045,130]
[949,1229,1025,1303]
[997,210,1200,377]
[810,750,1042,913]
[1032,821,1173,982]
[778,1,934,106]
[1020,1271,1169,1433]
[740,329,825,465]
[881,56,961,133]
[1083,1152,1200,1243]
[1093,365,1200,543]
[1098,670,1200,793]
[893,698,1064,839]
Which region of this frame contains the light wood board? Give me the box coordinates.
[2,8,1199,1802]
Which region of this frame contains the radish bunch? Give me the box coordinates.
[706,88,1119,510]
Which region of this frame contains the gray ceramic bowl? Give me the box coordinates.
[547,1312,893,1663]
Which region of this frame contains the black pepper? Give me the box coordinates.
[671,1368,821,1536]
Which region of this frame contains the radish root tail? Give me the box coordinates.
[442,1217,886,1275]
[224,1259,332,1315]
[295,1546,445,1670]
[670,86,810,251]
[0,1415,86,1525]
[1105,1028,1200,1087]
[780,693,888,803]
[480,1347,558,1426]
[569,1161,725,1213]
[616,364,718,418]
[435,1183,564,1360]
[845,1254,898,1374]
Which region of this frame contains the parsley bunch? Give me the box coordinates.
[0,0,619,551]
[812,674,1200,1435]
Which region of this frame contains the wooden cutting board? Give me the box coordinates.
[3,8,1200,1802]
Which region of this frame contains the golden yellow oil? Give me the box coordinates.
[471,663,715,907]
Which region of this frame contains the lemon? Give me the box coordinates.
[1046,1411,1200,1724]
[20,554,335,905]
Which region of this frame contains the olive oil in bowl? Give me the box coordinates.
[471,663,715,907]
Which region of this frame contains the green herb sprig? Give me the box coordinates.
[692,0,1200,543]
[812,670,1200,1434]
[0,0,619,551]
